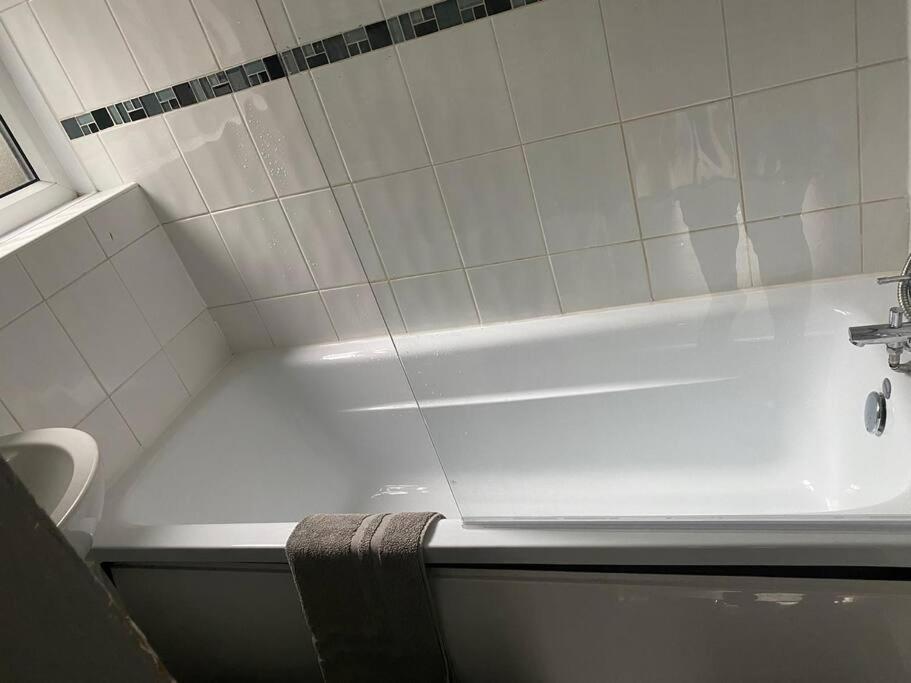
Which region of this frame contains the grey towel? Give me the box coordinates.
[286,512,449,683]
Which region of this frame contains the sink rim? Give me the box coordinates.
[0,428,99,525]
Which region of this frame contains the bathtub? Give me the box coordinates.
[94,274,911,681]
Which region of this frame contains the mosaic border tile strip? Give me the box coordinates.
[60,0,539,140]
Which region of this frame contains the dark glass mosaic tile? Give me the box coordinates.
[173,82,196,107]
[306,52,329,68]
[323,34,349,62]
[366,20,393,49]
[227,66,250,91]
[485,0,510,14]
[433,0,462,28]
[398,13,416,40]
[139,93,162,116]
[414,18,438,36]
[264,54,285,79]
[61,118,82,139]
[292,47,308,71]
[91,107,114,130]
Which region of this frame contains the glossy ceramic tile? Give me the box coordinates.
[724,0,855,94]
[235,80,329,197]
[736,72,858,221]
[165,311,231,394]
[191,0,274,68]
[112,350,189,446]
[857,0,908,64]
[76,399,140,486]
[101,117,207,222]
[0,304,104,429]
[399,20,518,162]
[323,285,387,340]
[164,214,249,307]
[437,147,544,266]
[494,0,617,141]
[108,0,218,91]
[371,282,405,335]
[214,201,315,299]
[48,262,159,392]
[210,302,273,352]
[167,97,274,211]
[356,167,461,277]
[288,74,349,186]
[30,0,146,109]
[645,224,750,299]
[85,187,160,257]
[625,101,740,238]
[333,185,385,281]
[863,199,910,274]
[71,136,123,189]
[256,0,296,50]
[0,401,18,436]
[859,61,909,202]
[748,206,861,286]
[601,0,728,118]
[391,270,478,332]
[18,217,105,297]
[552,243,651,312]
[468,257,560,323]
[525,126,638,252]
[283,0,383,44]
[112,228,206,343]
[313,49,428,181]
[255,292,336,347]
[0,2,82,117]
[282,189,365,289]
[0,256,40,330]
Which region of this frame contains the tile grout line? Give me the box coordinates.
[854,0,865,272]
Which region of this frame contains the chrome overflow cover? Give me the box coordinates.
[865,388,887,436]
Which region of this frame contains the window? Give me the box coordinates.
[0,113,37,199]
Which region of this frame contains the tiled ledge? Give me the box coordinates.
[60,0,540,140]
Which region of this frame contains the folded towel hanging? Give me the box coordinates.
[286,512,449,683]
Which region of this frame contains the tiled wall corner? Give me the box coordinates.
[0,186,230,485]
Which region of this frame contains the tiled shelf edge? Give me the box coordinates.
[60,0,541,140]
[0,183,137,261]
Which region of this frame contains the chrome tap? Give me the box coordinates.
[849,274,911,373]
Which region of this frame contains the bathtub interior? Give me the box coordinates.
[100,274,911,533]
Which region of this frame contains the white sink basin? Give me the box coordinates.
[1,428,104,557]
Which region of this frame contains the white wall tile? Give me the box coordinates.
[0,304,104,429]
[18,217,105,297]
[625,101,740,238]
[167,97,274,211]
[863,199,910,274]
[288,74,349,186]
[76,399,140,486]
[0,400,20,436]
[49,263,159,392]
[257,0,296,49]
[30,0,146,109]
[284,0,383,44]
[214,200,315,299]
[437,147,544,266]
[526,125,638,252]
[102,117,208,222]
[356,167,461,277]
[313,49,429,181]
[645,224,751,299]
[210,302,272,352]
[0,2,82,117]
[283,189,366,288]
[85,187,160,257]
[333,185,385,281]
[112,228,206,343]
[323,285,387,340]
[858,0,908,65]
[71,137,123,190]
[495,0,617,141]
[164,214,249,306]
[256,292,336,347]
[112,350,188,446]
[0,256,40,329]
[859,61,909,202]
[371,282,405,335]
[601,0,729,118]
[724,0,855,93]
[165,310,230,394]
[552,243,651,312]
[108,0,217,91]
[399,20,518,163]
[468,257,560,324]
[736,72,858,221]
[235,80,329,197]
[191,0,274,67]
[748,206,861,286]
[392,270,478,332]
